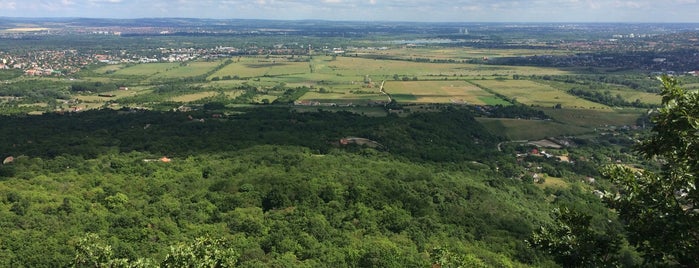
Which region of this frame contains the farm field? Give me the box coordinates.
[477,118,591,140]
[472,79,610,109]
[683,83,699,90]
[364,47,574,61]
[539,107,645,128]
[208,55,570,87]
[609,89,661,104]
[108,60,223,80]
[298,90,387,105]
[169,91,219,102]
[208,57,310,79]
[384,80,509,105]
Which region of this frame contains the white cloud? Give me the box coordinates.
[0,1,17,9]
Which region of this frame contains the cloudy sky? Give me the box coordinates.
[0,0,697,22]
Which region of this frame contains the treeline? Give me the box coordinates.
[0,107,501,163]
[70,81,120,93]
[567,88,654,108]
[486,104,550,120]
[0,79,70,103]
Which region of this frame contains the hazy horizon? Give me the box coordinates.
[1,0,698,23]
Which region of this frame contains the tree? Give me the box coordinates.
[528,207,622,267]
[602,76,699,266]
[161,237,239,268]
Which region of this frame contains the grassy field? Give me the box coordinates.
[384,80,509,105]
[109,60,223,80]
[610,90,661,104]
[209,57,310,79]
[539,107,644,128]
[366,47,574,61]
[472,79,610,109]
[299,91,387,105]
[478,118,592,140]
[170,91,219,102]
[536,176,570,191]
[682,83,699,90]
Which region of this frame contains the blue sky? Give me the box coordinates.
[1,0,698,22]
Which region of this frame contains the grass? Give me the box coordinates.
[299,90,387,105]
[111,60,223,80]
[209,57,309,79]
[384,80,509,105]
[170,91,219,102]
[478,118,591,140]
[472,79,609,109]
[368,47,575,61]
[539,107,644,128]
[536,176,569,190]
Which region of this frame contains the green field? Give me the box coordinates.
[299,90,387,105]
[539,107,645,128]
[384,80,509,105]
[109,60,223,80]
[170,91,219,102]
[478,118,591,140]
[209,57,310,79]
[472,79,610,109]
[367,47,574,61]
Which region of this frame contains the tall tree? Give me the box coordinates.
[602,76,699,266]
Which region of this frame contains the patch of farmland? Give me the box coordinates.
[477,118,591,140]
[299,91,387,105]
[609,90,661,105]
[329,56,569,78]
[209,57,309,79]
[94,64,125,74]
[384,80,508,105]
[539,107,645,128]
[153,61,222,79]
[112,61,221,80]
[371,47,572,61]
[170,91,219,102]
[113,63,182,77]
[682,83,699,90]
[473,79,609,109]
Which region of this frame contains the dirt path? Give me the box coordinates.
[379,80,391,102]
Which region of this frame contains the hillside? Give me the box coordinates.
[0,107,622,267]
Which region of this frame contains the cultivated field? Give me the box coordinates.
[384,80,509,105]
[472,79,609,109]
[108,60,223,80]
[365,47,574,61]
[478,118,591,140]
[539,107,645,128]
[209,57,309,79]
[298,91,387,105]
[170,91,219,102]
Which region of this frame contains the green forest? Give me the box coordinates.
[0,104,637,267]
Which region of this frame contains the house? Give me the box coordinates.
[118,86,129,90]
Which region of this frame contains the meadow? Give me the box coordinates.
[384,80,509,105]
[365,47,574,62]
[106,60,224,81]
[477,118,591,140]
[472,79,610,109]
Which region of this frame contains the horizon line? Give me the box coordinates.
[2,16,699,25]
